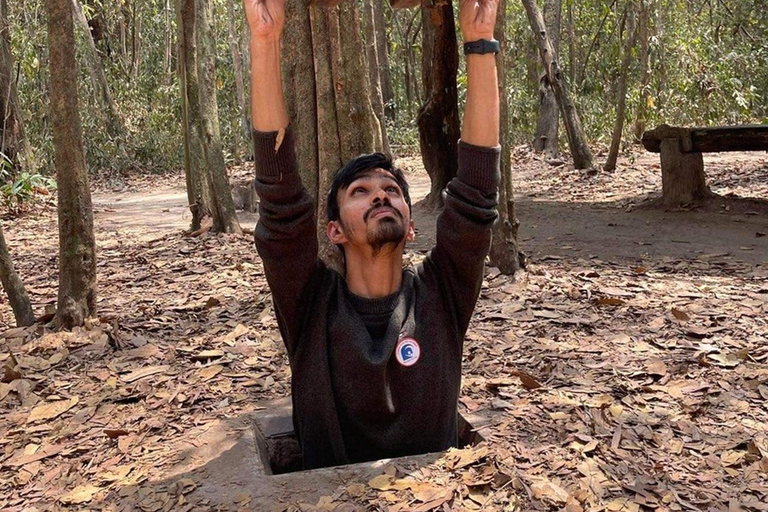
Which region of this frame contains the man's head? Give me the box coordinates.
[326,153,414,258]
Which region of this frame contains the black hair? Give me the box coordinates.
[326,152,411,222]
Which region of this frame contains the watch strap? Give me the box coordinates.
[463,39,500,55]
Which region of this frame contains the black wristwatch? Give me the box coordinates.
[463,39,500,55]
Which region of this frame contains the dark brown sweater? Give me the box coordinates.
[253,127,499,469]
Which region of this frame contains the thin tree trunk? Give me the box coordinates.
[633,0,651,141]
[178,0,211,231]
[195,0,241,233]
[533,0,562,160]
[0,225,35,326]
[373,0,394,122]
[164,0,173,76]
[71,0,124,137]
[490,0,523,275]
[0,0,34,174]
[363,0,389,154]
[567,0,575,84]
[417,0,460,208]
[522,0,594,170]
[130,0,142,79]
[47,0,97,329]
[227,0,248,162]
[604,5,637,172]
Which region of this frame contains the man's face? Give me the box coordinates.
[328,168,414,256]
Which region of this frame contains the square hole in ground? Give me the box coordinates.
[253,397,486,475]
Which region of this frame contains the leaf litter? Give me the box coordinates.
[0,150,767,510]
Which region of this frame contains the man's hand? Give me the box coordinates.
[459,0,499,41]
[244,0,285,42]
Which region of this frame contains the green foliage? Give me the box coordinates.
[0,152,56,211]
[6,0,768,175]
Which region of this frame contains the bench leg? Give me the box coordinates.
[659,138,711,206]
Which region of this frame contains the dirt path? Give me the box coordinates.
[92,151,768,268]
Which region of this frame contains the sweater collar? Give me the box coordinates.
[346,288,401,316]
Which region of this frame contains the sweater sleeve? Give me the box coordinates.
[252,126,321,357]
[425,140,500,335]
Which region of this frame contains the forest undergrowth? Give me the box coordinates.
[0,151,767,511]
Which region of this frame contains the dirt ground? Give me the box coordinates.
[0,148,767,511]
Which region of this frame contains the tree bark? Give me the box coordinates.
[417,0,460,208]
[633,0,651,142]
[130,0,142,79]
[71,0,125,137]
[176,0,241,234]
[47,0,97,329]
[280,4,379,271]
[489,0,523,275]
[363,0,389,154]
[195,0,241,233]
[227,0,249,162]
[177,0,211,231]
[604,5,636,172]
[0,225,35,326]
[533,0,561,160]
[521,0,593,170]
[373,0,394,122]
[0,0,34,174]
[282,0,319,200]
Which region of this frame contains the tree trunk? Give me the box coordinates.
[567,1,575,84]
[604,5,636,172]
[164,0,173,77]
[130,0,142,79]
[521,0,593,170]
[195,0,241,233]
[533,0,562,160]
[227,0,249,162]
[0,0,34,174]
[363,0,389,154]
[0,225,35,326]
[282,0,319,200]
[177,0,211,231]
[71,0,125,137]
[176,0,241,234]
[633,0,651,142]
[281,3,378,271]
[489,0,523,275]
[47,0,97,329]
[373,0,394,122]
[417,0,460,208]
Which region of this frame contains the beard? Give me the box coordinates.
[367,217,407,255]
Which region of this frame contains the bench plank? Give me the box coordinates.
[643,124,768,153]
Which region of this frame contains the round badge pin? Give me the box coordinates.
[395,337,421,367]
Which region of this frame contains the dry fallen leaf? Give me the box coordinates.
[27,397,79,423]
[59,484,101,505]
[606,498,640,512]
[198,364,223,381]
[531,478,570,504]
[121,365,170,383]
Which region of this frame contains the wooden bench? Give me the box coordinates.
[642,124,768,206]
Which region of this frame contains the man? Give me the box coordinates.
[245,0,500,469]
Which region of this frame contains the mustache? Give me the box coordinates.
[364,204,404,222]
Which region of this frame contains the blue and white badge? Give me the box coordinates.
[395,336,421,367]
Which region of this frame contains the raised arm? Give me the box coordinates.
[459,0,500,147]
[245,0,321,358]
[245,0,289,132]
[422,0,501,337]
